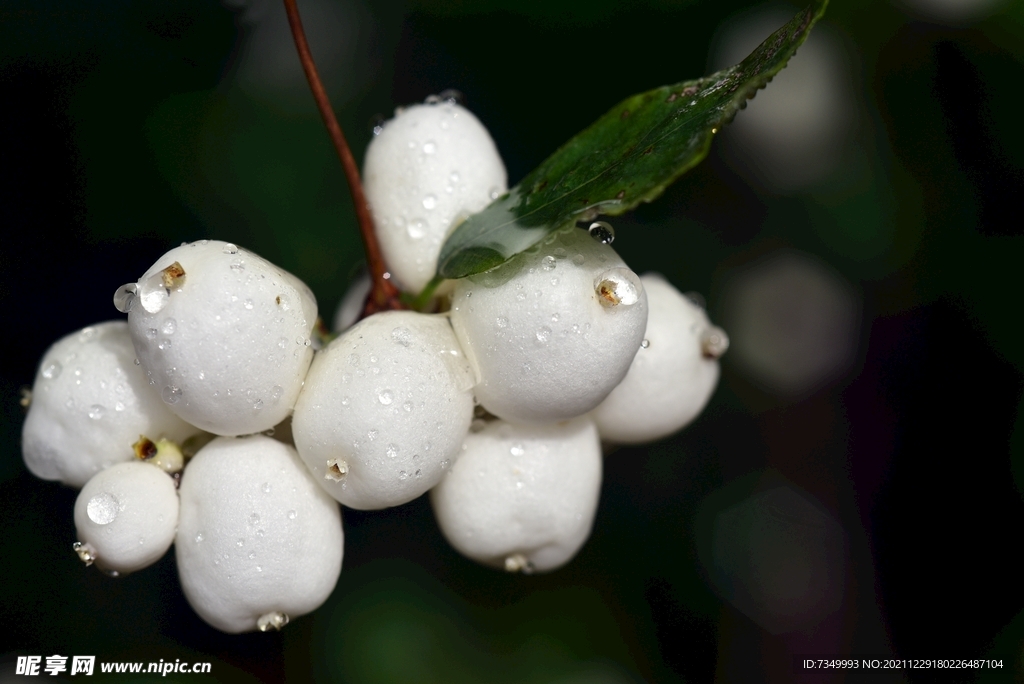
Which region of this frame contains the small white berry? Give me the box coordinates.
[175,435,343,633]
[591,274,725,444]
[292,311,474,510]
[449,228,648,423]
[73,461,179,575]
[123,240,318,436]
[22,321,197,488]
[430,417,602,573]
[364,102,507,293]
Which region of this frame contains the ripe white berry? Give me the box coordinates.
[176,435,343,634]
[122,240,318,436]
[591,274,726,444]
[449,228,648,423]
[363,101,507,293]
[332,271,371,333]
[430,417,602,573]
[73,461,179,575]
[22,321,197,488]
[292,311,474,510]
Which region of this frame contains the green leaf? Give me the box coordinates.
[437,0,829,280]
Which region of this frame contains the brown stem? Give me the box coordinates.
[282,0,402,315]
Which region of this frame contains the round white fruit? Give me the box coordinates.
[292,310,474,510]
[22,321,197,488]
[124,240,317,437]
[176,435,343,634]
[431,416,602,573]
[363,101,507,293]
[73,461,179,574]
[449,228,648,424]
[591,274,724,444]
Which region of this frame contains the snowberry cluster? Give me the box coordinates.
[22,97,727,633]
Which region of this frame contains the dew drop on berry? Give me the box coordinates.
[223,243,239,255]
[587,221,616,245]
[113,283,137,313]
[87,493,119,525]
[161,318,176,335]
[422,194,437,210]
[378,390,394,405]
[162,386,182,404]
[423,141,436,154]
[41,362,62,380]
[88,404,104,420]
[287,510,297,520]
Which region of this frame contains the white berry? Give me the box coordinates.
[363,101,507,293]
[73,461,179,575]
[449,228,648,423]
[292,311,474,510]
[175,435,343,633]
[431,417,601,573]
[123,240,318,436]
[22,321,197,488]
[591,274,725,444]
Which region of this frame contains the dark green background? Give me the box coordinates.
[2,0,1023,681]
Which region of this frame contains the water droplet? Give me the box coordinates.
[249,512,260,525]
[230,260,245,271]
[244,299,254,310]
[113,283,137,313]
[398,470,408,481]
[595,268,641,307]
[367,429,378,441]
[510,443,525,457]
[551,313,560,322]
[271,385,283,402]
[516,292,526,302]
[496,316,509,329]
[145,328,158,340]
[287,510,297,520]
[450,171,460,183]
[41,362,62,380]
[422,194,437,210]
[403,401,413,412]
[341,396,351,407]
[489,187,500,200]
[161,318,176,335]
[195,533,204,543]
[87,493,119,525]
[236,538,245,547]
[278,337,288,350]
[701,325,730,359]
[641,339,650,349]
[572,253,585,266]
[386,444,399,459]
[223,243,238,254]
[248,551,256,560]
[423,140,436,154]
[404,218,427,240]
[253,399,263,410]
[256,565,263,572]
[114,401,125,412]
[256,528,265,537]
[138,272,170,314]
[88,405,104,420]
[162,386,182,404]
[378,390,394,405]
[391,327,412,346]
[542,255,556,271]
[588,221,616,244]
[157,338,171,351]
[535,327,551,344]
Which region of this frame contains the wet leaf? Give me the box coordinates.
[437,0,829,279]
